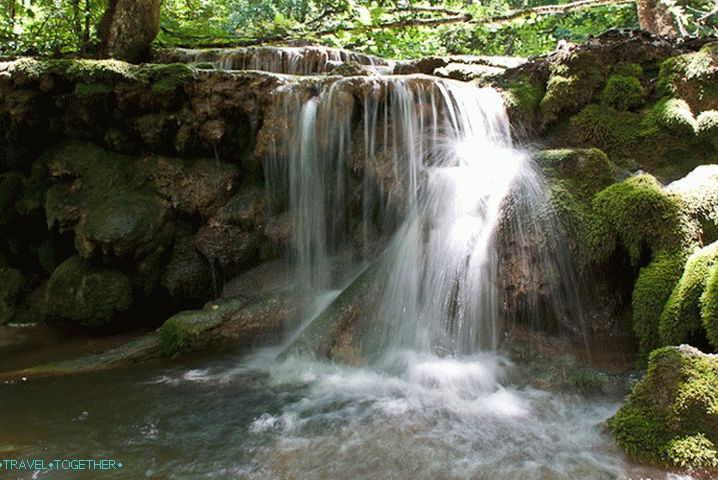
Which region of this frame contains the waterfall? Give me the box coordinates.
[266,74,582,360]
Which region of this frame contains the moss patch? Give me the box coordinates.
[600,75,645,111]
[158,299,245,355]
[660,242,718,346]
[609,345,718,471]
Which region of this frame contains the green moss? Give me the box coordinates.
[646,98,697,135]
[158,299,244,355]
[65,59,138,83]
[74,82,112,97]
[659,242,718,346]
[140,63,196,94]
[534,148,616,200]
[43,256,133,328]
[632,253,688,356]
[658,42,718,100]
[540,53,604,124]
[500,74,545,121]
[701,264,718,350]
[565,367,608,395]
[600,75,645,111]
[613,63,643,78]
[609,345,718,469]
[697,110,718,148]
[589,174,695,265]
[569,103,642,161]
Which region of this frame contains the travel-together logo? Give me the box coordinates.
[0,459,123,472]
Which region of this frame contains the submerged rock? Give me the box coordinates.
[609,345,718,471]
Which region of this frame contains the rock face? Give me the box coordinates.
[609,345,718,471]
[3,34,718,371]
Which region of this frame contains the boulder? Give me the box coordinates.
[609,345,718,471]
[43,256,133,328]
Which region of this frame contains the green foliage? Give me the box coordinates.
[600,75,645,111]
[666,434,718,469]
[609,345,718,469]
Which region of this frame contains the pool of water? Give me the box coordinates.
[0,347,694,480]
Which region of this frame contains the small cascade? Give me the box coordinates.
[152,46,394,75]
[266,74,582,358]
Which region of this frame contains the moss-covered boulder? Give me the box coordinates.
[609,345,718,471]
[43,256,133,328]
[600,74,645,111]
[533,148,618,265]
[74,191,169,260]
[658,42,718,113]
[660,242,718,346]
[590,174,696,265]
[158,292,297,356]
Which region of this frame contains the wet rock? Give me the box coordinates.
[195,223,263,273]
[222,259,293,299]
[0,266,24,324]
[143,155,239,218]
[43,256,133,328]
[609,345,718,471]
[214,185,267,228]
[158,292,298,356]
[160,236,212,302]
[74,191,170,260]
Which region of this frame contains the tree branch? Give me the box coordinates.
[490,0,635,23]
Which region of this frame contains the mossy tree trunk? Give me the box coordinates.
[99,0,160,62]
[636,0,679,37]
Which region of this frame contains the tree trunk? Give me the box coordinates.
[99,0,161,62]
[636,0,679,36]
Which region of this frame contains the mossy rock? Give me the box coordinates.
[534,148,617,200]
[589,174,695,265]
[8,58,197,94]
[632,253,688,356]
[74,191,169,260]
[497,73,545,126]
[697,110,718,149]
[609,345,718,471]
[600,75,645,111]
[43,256,133,328]
[158,298,246,355]
[0,266,25,323]
[568,103,643,163]
[659,242,718,346]
[700,263,718,350]
[540,52,604,125]
[658,42,718,112]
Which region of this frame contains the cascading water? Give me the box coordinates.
[267,74,581,359]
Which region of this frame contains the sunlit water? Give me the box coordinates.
[0,350,692,479]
